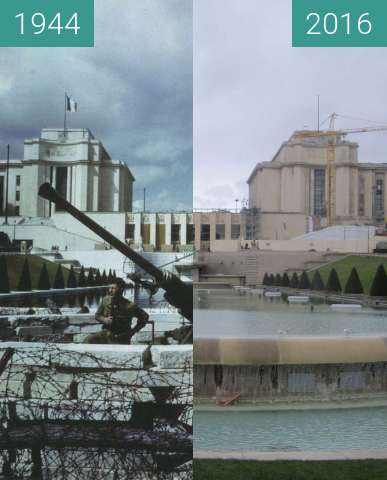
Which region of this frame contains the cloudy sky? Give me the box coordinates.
[194,0,387,209]
[0,0,192,211]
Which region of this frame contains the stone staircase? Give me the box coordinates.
[245,255,259,286]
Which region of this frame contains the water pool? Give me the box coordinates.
[194,289,387,336]
[195,406,387,452]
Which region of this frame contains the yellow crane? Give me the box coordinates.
[295,114,387,226]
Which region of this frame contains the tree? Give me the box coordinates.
[67,265,77,288]
[53,265,65,289]
[107,269,114,283]
[78,266,86,287]
[274,273,282,286]
[268,274,275,286]
[282,272,290,287]
[0,256,10,293]
[17,259,31,291]
[370,264,387,296]
[87,268,95,287]
[326,268,342,292]
[37,264,50,290]
[95,270,102,286]
[298,271,311,290]
[344,267,364,295]
[311,270,324,291]
[262,273,269,285]
[101,270,108,285]
[289,272,299,288]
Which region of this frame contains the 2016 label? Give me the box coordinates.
[306,12,372,36]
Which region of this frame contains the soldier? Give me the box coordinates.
[85,277,149,344]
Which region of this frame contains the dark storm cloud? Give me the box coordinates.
[194,0,387,209]
[0,0,192,211]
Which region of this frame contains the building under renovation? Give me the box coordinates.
[248,131,387,239]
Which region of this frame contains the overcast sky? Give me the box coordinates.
[194,0,387,209]
[0,0,192,211]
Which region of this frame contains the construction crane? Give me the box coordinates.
[295,113,387,226]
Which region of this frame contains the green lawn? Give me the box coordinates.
[194,459,387,480]
[4,254,72,290]
[308,255,387,294]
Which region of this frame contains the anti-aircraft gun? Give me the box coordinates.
[38,183,192,343]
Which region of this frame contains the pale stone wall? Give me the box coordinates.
[1,128,134,217]
[248,131,387,226]
[260,213,307,240]
[127,212,194,250]
[257,238,377,253]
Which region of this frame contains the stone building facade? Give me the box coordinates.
[248,131,387,236]
[0,128,134,217]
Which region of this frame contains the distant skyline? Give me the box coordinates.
[194,0,387,209]
[0,0,192,212]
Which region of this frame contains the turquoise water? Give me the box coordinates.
[195,407,387,452]
[194,288,387,452]
[194,289,387,336]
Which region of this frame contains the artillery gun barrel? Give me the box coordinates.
[38,183,192,322]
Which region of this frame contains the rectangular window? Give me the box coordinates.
[186,224,194,244]
[0,176,4,215]
[375,178,384,214]
[15,191,20,201]
[231,224,240,239]
[125,224,135,240]
[55,167,68,210]
[215,224,225,240]
[358,176,365,216]
[313,169,326,216]
[16,175,21,187]
[14,206,20,216]
[245,224,254,240]
[200,224,210,241]
[172,224,181,243]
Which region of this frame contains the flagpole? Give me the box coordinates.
[63,92,67,135]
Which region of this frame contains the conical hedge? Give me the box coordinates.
[87,268,95,287]
[274,273,282,286]
[262,273,269,285]
[17,259,31,291]
[326,268,342,292]
[311,270,324,291]
[289,272,299,288]
[268,274,275,286]
[67,265,77,288]
[108,269,114,283]
[299,271,311,289]
[101,270,108,285]
[0,256,10,293]
[37,264,51,290]
[282,272,290,287]
[370,264,387,296]
[344,267,364,295]
[78,266,86,287]
[53,265,65,289]
[95,270,102,286]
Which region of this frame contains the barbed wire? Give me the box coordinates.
[0,343,192,479]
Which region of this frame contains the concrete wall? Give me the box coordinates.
[195,251,324,284]
[194,362,387,403]
[0,222,103,251]
[257,237,377,253]
[53,212,127,243]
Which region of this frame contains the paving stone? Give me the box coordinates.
[151,345,192,369]
[16,326,53,337]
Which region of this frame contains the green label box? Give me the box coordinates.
[0,0,94,47]
[293,0,387,47]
